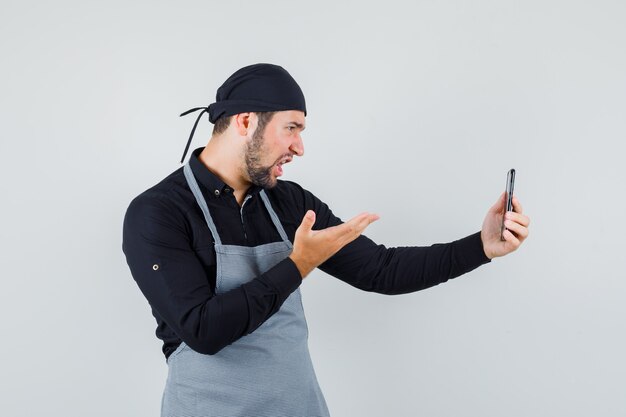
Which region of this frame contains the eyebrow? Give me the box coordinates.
[288,121,306,131]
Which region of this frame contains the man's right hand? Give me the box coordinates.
[289,210,380,278]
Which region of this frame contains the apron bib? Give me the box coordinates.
[160,162,329,417]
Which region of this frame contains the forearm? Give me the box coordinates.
[131,257,302,355]
[319,231,491,295]
[122,198,303,355]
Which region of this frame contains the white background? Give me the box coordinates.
[1,1,625,416]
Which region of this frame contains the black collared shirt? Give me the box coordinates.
[122,147,491,360]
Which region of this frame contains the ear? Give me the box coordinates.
[233,113,255,136]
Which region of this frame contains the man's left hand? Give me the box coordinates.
[481,191,530,259]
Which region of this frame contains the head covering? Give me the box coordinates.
[179,63,307,163]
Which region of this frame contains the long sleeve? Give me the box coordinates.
[122,194,302,355]
[321,231,491,294]
[294,186,491,294]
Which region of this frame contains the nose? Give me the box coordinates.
[290,134,304,157]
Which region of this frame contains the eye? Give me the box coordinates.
[287,126,295,132]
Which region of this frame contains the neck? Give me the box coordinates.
[198,137,251,204]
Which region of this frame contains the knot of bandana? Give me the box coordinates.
[179,106,210,163]
[178,63,307,163]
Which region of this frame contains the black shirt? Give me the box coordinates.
[122,147,491,360]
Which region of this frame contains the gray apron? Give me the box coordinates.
[160,162,330,417]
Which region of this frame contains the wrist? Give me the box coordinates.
[480,231,494,260]
[288,253,313,278]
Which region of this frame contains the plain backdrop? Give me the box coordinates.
[1,1,625,416]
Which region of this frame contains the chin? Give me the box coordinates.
[251,176,278,189]
[265,178,279,189]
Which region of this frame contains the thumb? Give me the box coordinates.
[298,210,316,231]
[490,191,506,213]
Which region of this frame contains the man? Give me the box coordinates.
[122,63,530,417]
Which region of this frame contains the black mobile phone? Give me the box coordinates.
[500,168,516,241]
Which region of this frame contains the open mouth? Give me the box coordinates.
[274,156,293,176]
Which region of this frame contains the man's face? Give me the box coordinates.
[244,110,306,189]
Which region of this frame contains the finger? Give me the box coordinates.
[353,213,380,235]
[504,219,529,240]
[323,213,367,238]
[344,214,380,246]
[503,228,521,248]
[511,196,523,214]
[329,212,376,241]
[490,191,506,213]
[504,211,530,228]
[342,212,372,230]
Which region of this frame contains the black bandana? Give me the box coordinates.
[179,63,307,163]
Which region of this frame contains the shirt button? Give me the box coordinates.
[214,189,220,196]
[152,264,159,271]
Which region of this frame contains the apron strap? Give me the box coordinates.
[259,190,290,243]
[184,161,291,245]
[183,162,222,245]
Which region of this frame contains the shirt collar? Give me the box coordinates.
[189,147,263,198]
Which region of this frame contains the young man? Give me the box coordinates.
[122,63,530,417]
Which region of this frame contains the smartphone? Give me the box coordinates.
[500,168,516,241]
